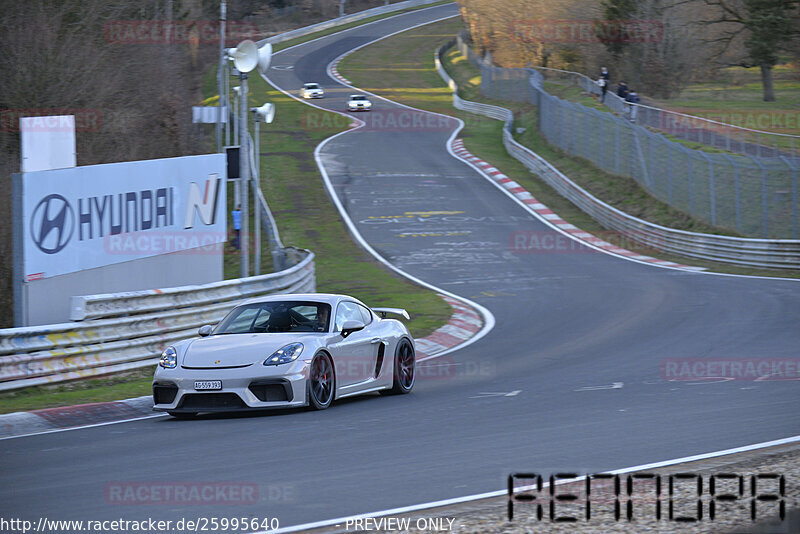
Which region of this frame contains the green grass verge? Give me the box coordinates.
[1,10,457,415]
[337,19,800,279]
[0,368,155,415]
[243,74,451,335]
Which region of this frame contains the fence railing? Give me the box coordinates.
[454,31,799,240]
[459,33,799,161]
[0,249,315,391]
[437,41,800,270]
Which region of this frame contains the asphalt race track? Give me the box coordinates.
[3,4,799,531]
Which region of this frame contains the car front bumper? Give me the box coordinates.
[152,361,309,413]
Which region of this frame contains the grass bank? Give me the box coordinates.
[336,19,799,279]
[0,10,457,415]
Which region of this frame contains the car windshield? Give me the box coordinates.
[214,301,331,334]
[305,83,319,89]
[351,95,367,101]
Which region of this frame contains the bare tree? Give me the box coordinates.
[673,0,800,101]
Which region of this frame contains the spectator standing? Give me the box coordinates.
[597,77,608,103]
[617,81,629,99]
[626,90,640,123]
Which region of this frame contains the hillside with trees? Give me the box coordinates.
[456,0,800,99]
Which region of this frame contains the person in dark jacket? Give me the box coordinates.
[625,90,640,122]
[617,81,629,99]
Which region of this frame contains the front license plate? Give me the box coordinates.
[194,380,222,390]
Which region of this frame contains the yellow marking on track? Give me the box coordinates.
[398,231,471,238]
[366,210,465,220]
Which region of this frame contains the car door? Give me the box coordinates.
[330,301,379,389]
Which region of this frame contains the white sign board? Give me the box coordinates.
[20,115,77,173]
[22,154,227,281]
[193,106,228,124]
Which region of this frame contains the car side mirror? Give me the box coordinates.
[340,319,365,338]
[198,325,213,337]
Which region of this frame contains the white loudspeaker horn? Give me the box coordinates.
[229,40,258,73]
[257,43,273,74]
[254,103,275,124]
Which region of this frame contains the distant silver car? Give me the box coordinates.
[347,94,372,111]
[301,82,324,99]
[153,293,415,416]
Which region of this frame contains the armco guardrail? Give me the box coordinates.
[0,248,315,391]
[455,32,799,240]
[261,0,447,47]
[436,41,800,270]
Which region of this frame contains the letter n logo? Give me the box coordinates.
[184,174,221,229]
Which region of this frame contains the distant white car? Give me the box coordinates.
[152,293,415,416]
[301,83,324,99]
[347,94,372,111]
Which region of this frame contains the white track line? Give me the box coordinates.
[264,434,800,533]
[253,13,800,533]
[0,414,168,441]
[319,16,800,283]
[262,11,496,359]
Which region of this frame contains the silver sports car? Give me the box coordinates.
[152,293,415,417]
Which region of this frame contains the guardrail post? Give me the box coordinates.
[753,158,768,238]
[435,43,799,268]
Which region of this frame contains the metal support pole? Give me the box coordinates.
[216,1,226,152]
[667,144,673,204]
[749,157,769,238]
[225,62,231,145]
[722,154,741,233]
[233,88,239,146]
[253,119,261,275]
[239,74,249,278]
[699,152,716,226]
[339,0,345,17]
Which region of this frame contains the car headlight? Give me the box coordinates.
[264,343,304,366]
[159,346,177,369]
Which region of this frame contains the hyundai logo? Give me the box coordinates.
[30,194,74,254]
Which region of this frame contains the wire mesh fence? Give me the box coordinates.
[455,31,799,239]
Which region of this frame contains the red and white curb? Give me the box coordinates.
[415,295,483,361]
[450,138,706,272]
[329,57,352,85]
[0,396,156,440]
[0,296,485,439]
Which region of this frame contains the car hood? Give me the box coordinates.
[182,333,324,368]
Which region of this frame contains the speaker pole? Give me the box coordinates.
[239,72,249,278]
[253,116,260,276]
[216,1,226,152]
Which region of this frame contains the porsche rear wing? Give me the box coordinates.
[372,307,410,320]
